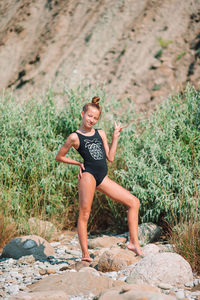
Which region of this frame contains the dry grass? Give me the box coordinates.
[0,212,18,248]
[169,220,200,274]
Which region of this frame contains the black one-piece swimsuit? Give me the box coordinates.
[75,129,108,186]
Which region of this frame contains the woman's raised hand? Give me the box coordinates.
[114,121,128,137]
[78,163,85,180]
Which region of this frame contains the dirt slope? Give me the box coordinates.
[0,0,199,113]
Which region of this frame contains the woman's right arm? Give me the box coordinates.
[56,133,81,167]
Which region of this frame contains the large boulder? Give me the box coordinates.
[10,291,69,300]
[97,289,176,300]
[142,243,160,256]
[88,236,126,249]
[28,272,125,296]
[126,252,193,288]
[0,235,55,260]
[98,248,139,272]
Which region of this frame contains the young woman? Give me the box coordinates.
[56,96,144,262]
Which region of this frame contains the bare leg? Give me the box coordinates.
[78,172,96,262]
[97,176,144,256]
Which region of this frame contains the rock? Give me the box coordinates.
[126,252,193,288]
[158,243,175,253]
[39,269,47,276]
[194,279,200,286]
[103,271,118,280]
[29,272,125,296]
[98,248,139,272]
[142,243,160,256]
[47,268,56,274]
[79,266,100,276]
[119,283,160,293]
[17,255,36,265]
[88,236,126,249]
[71,260,90,271]
[138,223,162,245]
[0,235,55,260]
[169,291,176,297]
[117,264,137,279]
[28,218,58,238]
[175,290,185,299]
[65,249,81,256]
[184,281,194,288]
[9,290,69,300]
[7,285,20,294]
[50,242,61,247]
[158,283,173,290]
[97,288,176,300]
[0,290,6,298]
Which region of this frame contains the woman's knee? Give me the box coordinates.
[79,209,91,222]
[129,195,140,209]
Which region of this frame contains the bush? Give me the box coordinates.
[0,86,129,233]
[0,84,199,235]
[1,84,199,272]
[116,84,200,224]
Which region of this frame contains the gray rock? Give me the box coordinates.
[6,285,20,294]
[1,235,55,260]
[158,283,173,290]
[142,243,160,255]
[185,281,194,288]
[126,252,193,288]
[175,290,185,299]
[138,223,162,245]
[194,278,200,286]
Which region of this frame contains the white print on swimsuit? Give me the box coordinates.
[84,139,103,160]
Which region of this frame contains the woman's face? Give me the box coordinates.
[81,106,100,128]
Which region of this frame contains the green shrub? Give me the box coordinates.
[0,86,128,233]
[116,84,200,224]
[0,84,199,236]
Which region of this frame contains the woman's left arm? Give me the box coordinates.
[99,122,127,162]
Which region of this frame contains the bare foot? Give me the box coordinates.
[127,243,145,257]
[81,257,93,263]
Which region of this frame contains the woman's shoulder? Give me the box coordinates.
[66,132,79,144]
[65,132,79,149]
[97,129,106,138]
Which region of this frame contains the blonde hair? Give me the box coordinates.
[83,96,101,114]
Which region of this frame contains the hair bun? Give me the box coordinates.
[92,96,100,105]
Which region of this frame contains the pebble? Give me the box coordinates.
[185,282,194,288]
[6,285,19,294]
[0,234,199,300]
[39,269,47,275]
[194,279,200,286]
[158,283,173,290]
[47,268,57,274]
[176,290,185,299]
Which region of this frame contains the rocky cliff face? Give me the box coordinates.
[0,0,199,113]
